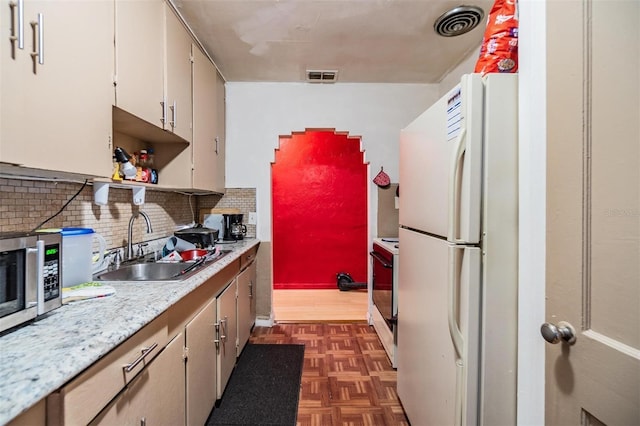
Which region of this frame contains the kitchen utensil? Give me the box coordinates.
[230,222,247,240]
[174,256,207,277]
[172,248,219,278]
[179,248,209,261]
[174,224,219,248]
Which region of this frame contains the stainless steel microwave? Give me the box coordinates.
[0,231,62,333]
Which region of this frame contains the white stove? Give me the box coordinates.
[370,237,399,367]
[373,237,399,255]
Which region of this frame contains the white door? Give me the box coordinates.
[545,1,640,424]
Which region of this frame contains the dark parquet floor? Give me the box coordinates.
[249,323,410,426]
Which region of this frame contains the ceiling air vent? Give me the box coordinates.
[306,70,338,83]
[434,5,485,37]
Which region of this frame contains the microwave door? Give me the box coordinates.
[0,252,26,318]
[0,238,39,332]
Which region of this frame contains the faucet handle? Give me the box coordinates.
[136,243,149,257]
[107,249,122,269]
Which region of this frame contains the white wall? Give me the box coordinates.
[438,46,481,96]
[225,82,438,241]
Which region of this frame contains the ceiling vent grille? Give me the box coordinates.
[306,70,338,83]
[434,5,485,37]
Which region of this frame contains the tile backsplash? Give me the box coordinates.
[0,178,256,250]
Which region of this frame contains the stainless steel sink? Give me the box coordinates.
[95,250,231,282]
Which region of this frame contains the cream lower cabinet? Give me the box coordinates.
[237,259,257,355]
[216,280,238,399]
[47,313,169,426]
[0,0,113,176]
[7,400,45,426]
[42,252,258,426]
[185,297,217,426]
[90,332,186,426]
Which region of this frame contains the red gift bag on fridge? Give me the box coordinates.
[474,0,519,74]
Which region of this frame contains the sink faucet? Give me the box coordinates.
[127,211,153,260]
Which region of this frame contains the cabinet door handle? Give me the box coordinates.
[220,317,227,343]
[8,0,24,58]
[160,99,166,125]
[29,13,43,74]
[169,100,176,130]
[214,137,219,155]
[249,280,253,298]
[123,342,158,373]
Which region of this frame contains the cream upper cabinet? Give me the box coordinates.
[114,0,192,142]
[114,0,164,130]
[214,69,226,192]
[192,46,219,192]
[164,3,193,142]
[0,0,113,177]
[166,44,225,193]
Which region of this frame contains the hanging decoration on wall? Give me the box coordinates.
[373,167,391,188]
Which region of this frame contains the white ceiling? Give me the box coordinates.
[172,0,493,84]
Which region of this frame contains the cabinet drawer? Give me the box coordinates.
[89,331,186,426]
[240,246,258,270]
[47,312,169,426]
[7,399,45,426]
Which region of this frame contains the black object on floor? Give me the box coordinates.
[336,271,367,291]
[207,343,305,426]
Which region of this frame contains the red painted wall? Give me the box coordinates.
[272,130,368,289]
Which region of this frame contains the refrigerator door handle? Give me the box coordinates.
[448,244,482,426]
[448,128,467,243]
[447,246,464,358]
[448,245,465,426]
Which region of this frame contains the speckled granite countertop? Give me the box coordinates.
[0,239,259,425]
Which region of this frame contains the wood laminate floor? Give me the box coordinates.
[250,323,409,426]
[273,289,369,323]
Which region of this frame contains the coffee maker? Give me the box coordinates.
[222,214,247,241]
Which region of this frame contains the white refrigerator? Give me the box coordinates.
[397,73,518,426]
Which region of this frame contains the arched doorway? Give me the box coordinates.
[271,129,368,291]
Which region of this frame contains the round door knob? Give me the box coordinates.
[540,321,577,345]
